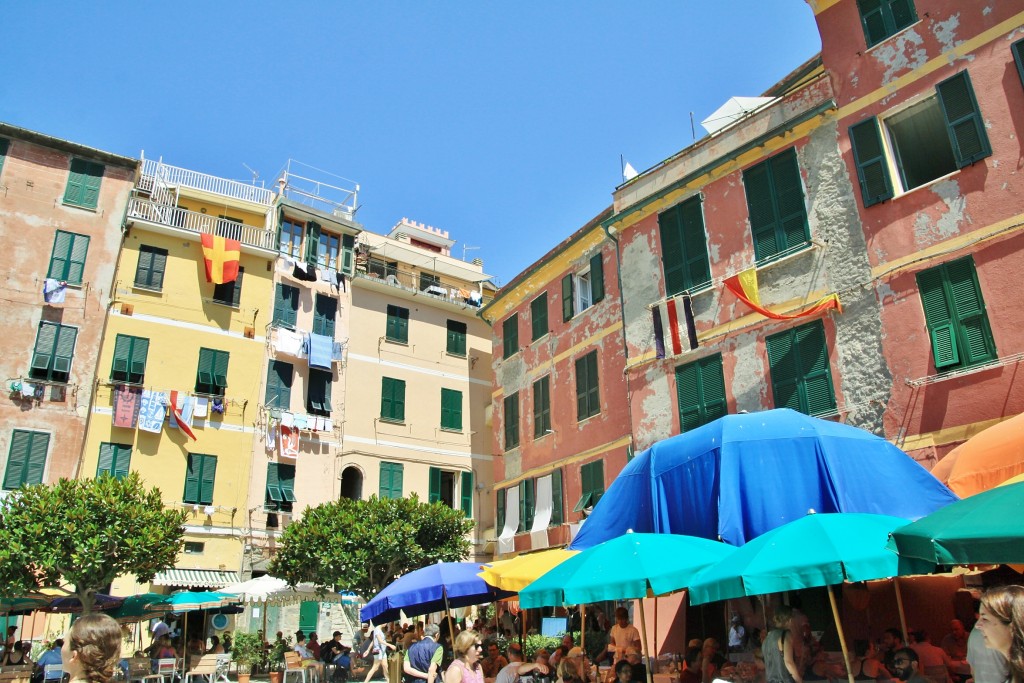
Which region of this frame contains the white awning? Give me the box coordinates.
[497,488,520,556]
[530,475,553,550]
[152,569,240,588]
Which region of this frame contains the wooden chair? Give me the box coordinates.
[183,655,220,683]
[283,652,309,683]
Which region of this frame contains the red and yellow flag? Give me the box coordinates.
[200,234,241,284]
[724,268,841,320]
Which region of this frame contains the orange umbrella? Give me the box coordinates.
[943,412,1024,497]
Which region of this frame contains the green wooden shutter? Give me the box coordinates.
[305,222,321,265]
[533,375,550,438]
[129,338,149,382]
[4,431,48,490]
[504,393,519,450]
[519,478,534,532]
[23,433,48,486]
[680,196,711,290]
[81,161,103,209]
[700,355,728,423]
[936,71,992,168]
[917,267,960,368]
[97,443,131,479]
[945,258,996,366]
[308,369,332,415]
[341,234,355,275]
[386,305,409,343]
[889,0,917,34]
[97,443,115,477]
[391,463,403,499]
[184,454,202,503]
[659,206,687,296]
[496,488,506,532]
[531,294,549,340]
[428,466,442,504]
[446,320,467,356]
[66,233,89,285]
[590,252,605,303]
[200,455,217,505]
[849,117,894,207]
[379,462,404,499]
[575,355,588,420]
[377,463,390,499]
[461,471,473,517]
[47,231,72,281]
[273,284,299,328]
[796,322,837,416]
[31,322,57,375]
[0,138,8,178]
[550,469,563,526]
[502,314,518,359]
[213,350,229,391]
[744,161,779,261]
[441,388,462,431]
[592,461,605,504]
[298,602,319,633]
[1013,39,1024,90]
[135,246,167,290]
[279,464,296,504]
[586,351,600,417]
[766,328,803,411]
[314,295,337,338]
[676,362,704,433]
[265,463,282,508]
[111,334,132,380]
[381,377,405,422]
[63,159,86,206]
[561,274,574,321]
[52,325,78,376]
[265,360,293,409]
[772,149,810,252]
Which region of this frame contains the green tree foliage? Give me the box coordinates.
[269,494,474,598]
[0,473,187,614]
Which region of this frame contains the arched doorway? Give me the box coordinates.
[340,466,363,500]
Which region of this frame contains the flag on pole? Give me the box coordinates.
[200,234,241,284]
[623,162,639,181]
[652,294,698,359]
[724,268,841,320]
[167,390,197,441]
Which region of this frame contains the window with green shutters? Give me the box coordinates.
[675,354,727,433]
[533,375,551,439]
[461,471,473,518]
[502,314,519,359]
[265,462,296,512]
[195,348,229,396]
[265,360,293,410]
[849,118,894,208]
[272,283,299,329]
[531,293,549,341]
[573,460,604,513]
[380,377,406,423]
[304,221,322,266]
[743,148,810,263]
[851,71,990,202]
[63,158,104,210]
[561,273,574,321]
[212,267,243,307]
[379,461,404,499]
[496,488,506,532]
[441,388,463,431]
[428,466,443,504]
[550,468,563,526]
[575,350,600,421]
[0,138,8,178]
[446,320,467,356]
[96,442,131,480]
[314,294,337,338]
[503,392,520,451]
[1014,39,1024,91]
[47,230,90,285]
[518,478,535,533]
[298,601,319,633]
[562,253,606,321]
[857,0,917,47]
[659,195,712,296]
[307,369,332,416]
[134,245,168,291]
[766,320,837,417]
[917,257,996,371]
[183,453,217,505]
[3,430,49,490]
[110,334,149,385]
[587,252,605,306]
[936,71,992,168]
[29,321,78,383]
[386,305,409,343]
[341,234,355,275]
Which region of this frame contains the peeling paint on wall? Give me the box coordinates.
[871,29,927,85]
[636,366,674,447]
[621,228,664,355]
[913,178,967,247]
[933,13,962,53]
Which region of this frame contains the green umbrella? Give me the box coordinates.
[109,593,173,623]
[520,531,734,608]
[888,481,1024,565]
[688,513,935,683]
[0,594,51,615]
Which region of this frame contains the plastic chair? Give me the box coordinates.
[283,652,308,683]
[149,658,178,683]
[213,655,231,683]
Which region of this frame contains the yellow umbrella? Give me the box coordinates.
[998,473,1024,487]
[479,548,579,592]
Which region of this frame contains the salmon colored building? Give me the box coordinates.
[0,122,136,493]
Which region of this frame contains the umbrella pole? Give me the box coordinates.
[581,604,586,650]
[654,598,658,661]
[638,600,654,683]
[893,579,909,644]
[826,586,854,683]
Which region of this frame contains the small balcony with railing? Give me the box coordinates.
[138,157,276,206]
[354,254,489,308]
[126,196,277,254]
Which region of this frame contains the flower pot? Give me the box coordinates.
[270,671,283,683]
[238,675,251,683]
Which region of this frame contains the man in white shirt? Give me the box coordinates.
[608,608,641,663]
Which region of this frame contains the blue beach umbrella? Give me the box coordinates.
[361,562,514,624]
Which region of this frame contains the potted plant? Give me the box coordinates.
[231,632,266,683]
[268,635,293,683]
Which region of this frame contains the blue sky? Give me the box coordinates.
[1,2,821,285]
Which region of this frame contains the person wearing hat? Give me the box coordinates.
[404,624,442,683]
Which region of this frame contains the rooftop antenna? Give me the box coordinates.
[462,244,480,262]
[242,162,259,186]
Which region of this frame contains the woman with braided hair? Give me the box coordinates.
[62,613,122,683]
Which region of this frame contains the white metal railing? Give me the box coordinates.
[277,159,359,217]
[140,159,274,205]
[127,197,277,251]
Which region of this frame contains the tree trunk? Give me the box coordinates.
[78,587,96,616]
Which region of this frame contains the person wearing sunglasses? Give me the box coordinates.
[889,648,929,683]
[447,631,485,683]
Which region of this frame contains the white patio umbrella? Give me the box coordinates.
[220,575,347,634]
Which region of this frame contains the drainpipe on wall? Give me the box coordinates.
[601,222,636,457]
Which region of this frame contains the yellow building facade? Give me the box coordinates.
[78,158,278,594]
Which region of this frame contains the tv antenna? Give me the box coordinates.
[462,244,480,262]
[242,163,259,185]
